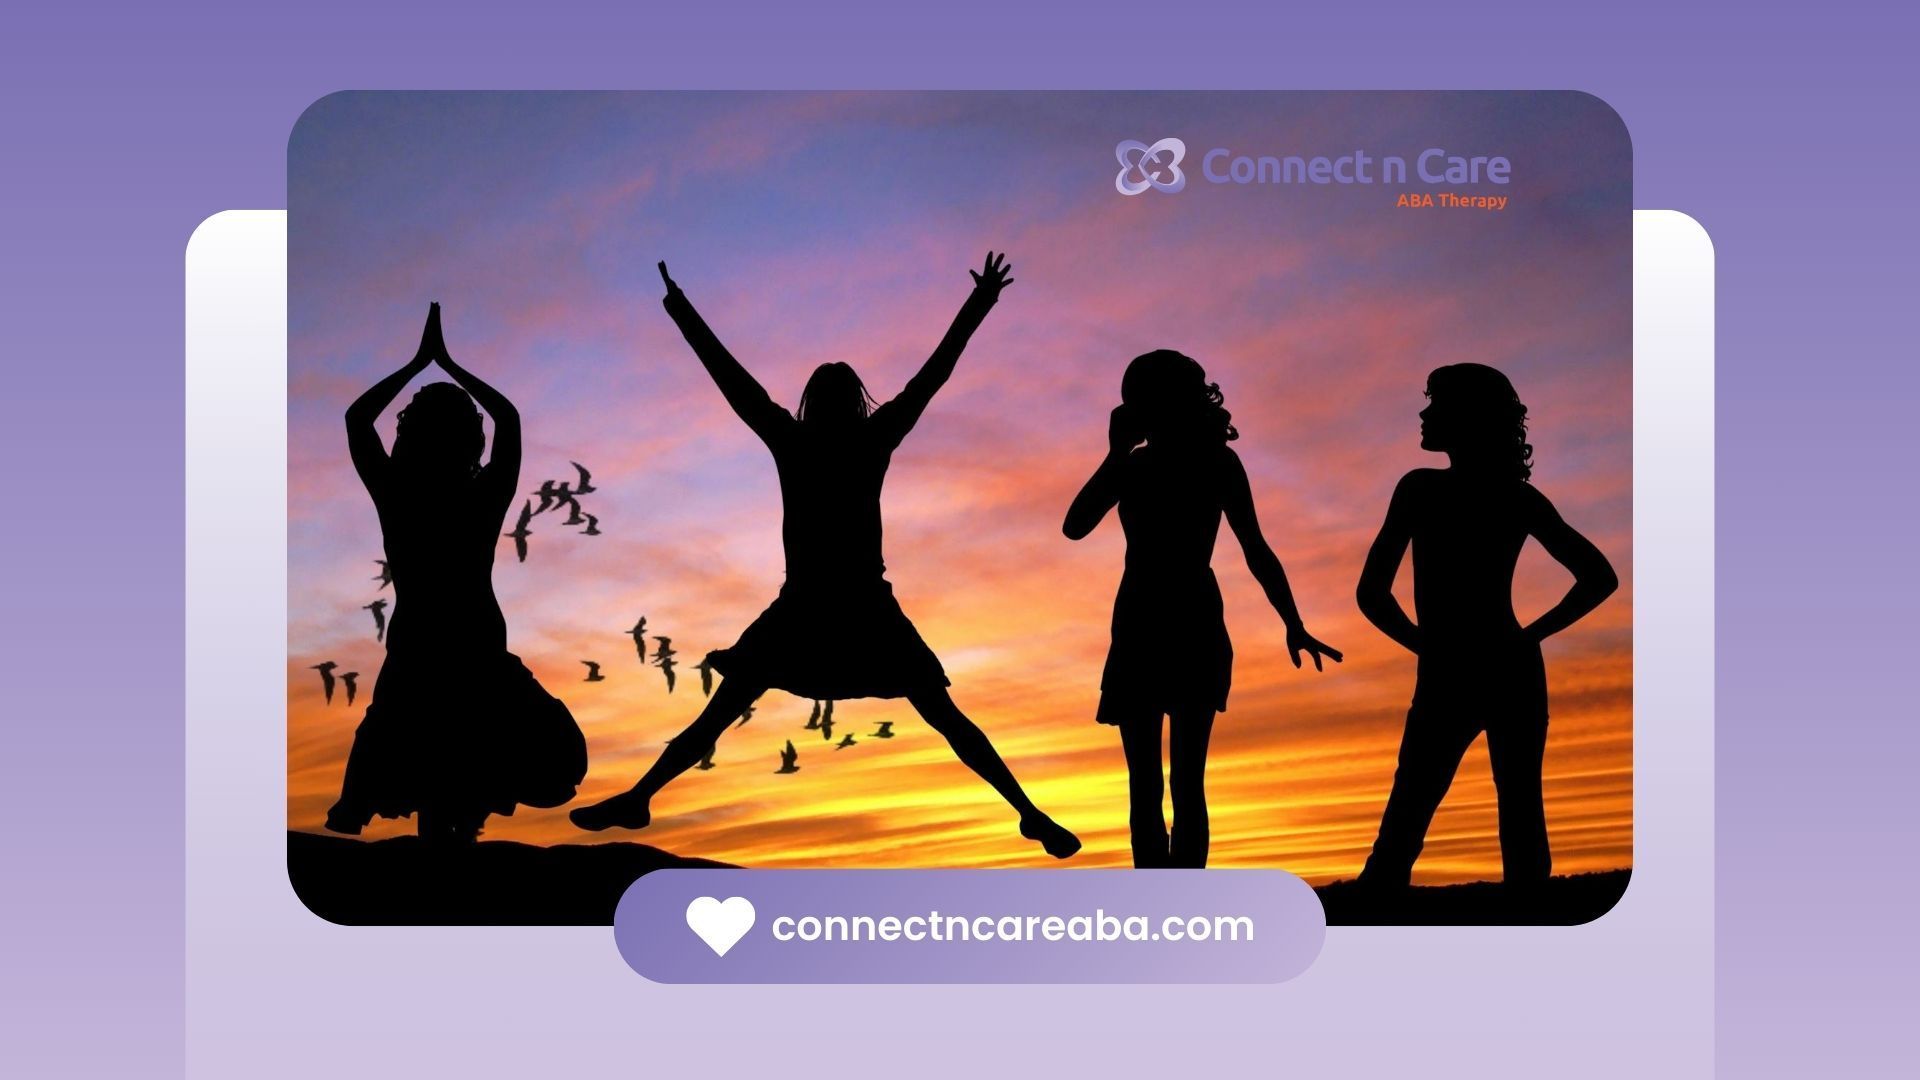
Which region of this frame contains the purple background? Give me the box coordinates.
[2,3,1912,1076]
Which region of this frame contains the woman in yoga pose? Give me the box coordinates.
[572,254,1079,859]
[326,304,587,843]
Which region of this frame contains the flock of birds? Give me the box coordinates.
[506,461,603,563]
[305,457,906,776]
[588,617,901,773]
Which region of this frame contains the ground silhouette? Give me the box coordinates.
[1317,869,1630,926]
[288,831,730,925]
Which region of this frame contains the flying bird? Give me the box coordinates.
[310,661,338,704]
[570,461,596,495]
[694,653,716,695]
[362,598,388,643]
[694,744,716,771]
[340,671,360,706]
[820,700,835,742]
[776,740,800,774]
[372,560,391,590]
[653,636,678,693]
[835,733,856,750]
[735,703,755,728]
[872,721,895,739]
[505,500,534,562]
[579,513,601,536]
[804,700,821,730]
[531,480,569,515]
[560,495,586,526]
[581,660,604,682]
[625,617,648,662]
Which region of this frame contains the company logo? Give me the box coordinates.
[1114,138,1187,195]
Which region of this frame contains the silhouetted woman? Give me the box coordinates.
[325,304,587,844]
[1064,351,1342,868]
[572,254,1080,859]
[1355,363,1617,887]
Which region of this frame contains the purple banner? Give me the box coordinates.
[615,869,1325,983]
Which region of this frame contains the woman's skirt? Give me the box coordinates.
[326,650,586,831]
[707,577,949,701]
[1096,569,1233,723]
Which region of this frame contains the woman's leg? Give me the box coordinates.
[906,687,1081,858]
[570,678,766,831]
[1485,715,1552,885]
[1167,708,1217,868]
[1359,707,1480,885]
[1116,712,1168,868]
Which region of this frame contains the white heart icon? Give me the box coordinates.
[685,895,755,957]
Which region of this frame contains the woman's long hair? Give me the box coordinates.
[1426,363,1533,480]
[797,361,880,424]
[1121,350,1238,444]
[391,382,485,480]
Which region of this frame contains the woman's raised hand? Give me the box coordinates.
[658,260,683,300]
[968,251,1014,299]
[1286,624,1344,673]
[411,302,445,367]
[1108,404,1145,455]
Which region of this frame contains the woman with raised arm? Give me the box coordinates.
[325,303,586,844]
[1355,363,1617,888]
[572,254,1080,859]
[1065,350,1342,868]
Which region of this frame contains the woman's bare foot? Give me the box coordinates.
[569,790,652,832]
[1020,813,1082,859]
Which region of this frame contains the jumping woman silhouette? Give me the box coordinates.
[1355,363,1617,887]
[571,254,1081,859]
[325,304,587,844]
[1064,350,1342,868]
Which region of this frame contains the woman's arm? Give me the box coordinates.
[1222,451,1342,670]
[1521,486,1619,642]
[423,305,521,506]
[657,261,790,443]
[872,252,1012,445]
[1063,405,1143,539]
[1356,473,1423,655]
[344,304,437,494]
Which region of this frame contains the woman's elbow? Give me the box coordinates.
[1591,562,1620,600]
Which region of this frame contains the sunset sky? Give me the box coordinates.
[287,92,1631,884]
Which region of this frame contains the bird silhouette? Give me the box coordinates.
[340,671,360,706]
[625,617,648,662]
[505,499,534,562]
[836,733,857,750]
[580,513,601,536]
[653,636,678,693]
[531,480,568,515]
[372,559,391,590]
[804,700,822,730]
[570,460,596,495]
[872,721,895,739]
[560,495,586,526]
[362,598,388,643]
[736,702,755,727]
[694,653,716,696]
[820,700,835,742]
[310,661,338,704]
[776,739,800,774]
[694,744,716,770]
[581,660,604,682]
